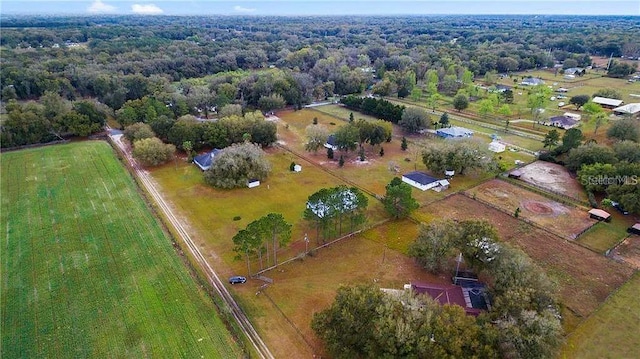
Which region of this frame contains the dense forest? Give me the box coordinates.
[1,15,639,147]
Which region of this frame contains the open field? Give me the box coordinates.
[312,104,381,124]
[469,179,594,239]
[0,141,242,358]
[277,108,500,202]
[514,160,588,202]
[561,272,640,359]
[415,194,635,325]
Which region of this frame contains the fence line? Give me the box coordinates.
[254,218,391,276]
[459,191,571,241]
[499,176,591,208]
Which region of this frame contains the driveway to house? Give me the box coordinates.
[109,132,274,359]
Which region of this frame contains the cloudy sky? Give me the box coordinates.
[1,1,639,16]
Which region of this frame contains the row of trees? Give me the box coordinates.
[340,96,405,123]
[232,213,292,276]
[303,186,369,242]
[116,96,277,150]
[541,119,639,214]
[1,94,108,148]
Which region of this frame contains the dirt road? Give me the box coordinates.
[109,133,274,359]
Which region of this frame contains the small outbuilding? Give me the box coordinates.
[247,179,261,188]
[563,112,582,121]
[588,208,611,222]
[509,170,523,179]
[293,164,302,172]
[402,171,448,192]
[488,141,506,153]
[628,223,640,235]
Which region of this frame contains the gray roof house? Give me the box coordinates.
[402,171,449,192]
[193,149,223,171]
[545,115,579,129]
[436,126,474,138]
[520,77,545,86]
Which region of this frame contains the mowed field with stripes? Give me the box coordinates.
[1,141,241,358]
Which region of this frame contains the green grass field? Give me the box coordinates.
[560,271,640,359]
[1,141,242,358]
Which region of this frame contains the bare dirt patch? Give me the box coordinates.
[515,161,588,202]
[610,235,640,269]
[469,179,594,239]
[418,194,635,320]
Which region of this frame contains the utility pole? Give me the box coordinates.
[454,252,463,285]
[304,233,309,254]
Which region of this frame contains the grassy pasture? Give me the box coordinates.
[1,141,242,358]
[278,108,498,202]
[560,272,640,359]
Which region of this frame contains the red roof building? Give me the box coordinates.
[411,282,484,316]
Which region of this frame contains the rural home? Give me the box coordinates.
[613,103,640,118]
[493,84,512,93]
[592,96,623,109]
[193,148,223,171]
[628,223,640,235]
[409,282,489,316]
[563,67,585,76]
[324,134,338,151]
[520,77,544,86]
[544,115,579,129]
[488,141,506,153]
[402,171,449,191]
[588,208,611,222]
[436,126,474,139]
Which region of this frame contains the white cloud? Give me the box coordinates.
[233,5,257,13]
[87,0,116,14]
[131,3,164,15]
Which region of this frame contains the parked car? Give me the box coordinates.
[229,276,247,284]
[612,201,629,215]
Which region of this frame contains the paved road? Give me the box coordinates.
[110,133,274,359]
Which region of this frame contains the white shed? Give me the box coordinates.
[488,141,506,153]
[293,164,302,172]
[247,179,261,188]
